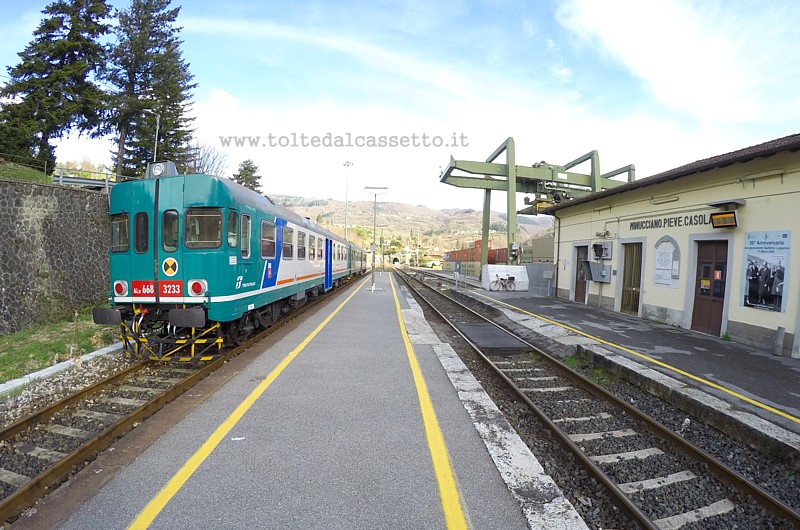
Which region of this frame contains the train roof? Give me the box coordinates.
[114,172,358,249]
[212,175,347,243]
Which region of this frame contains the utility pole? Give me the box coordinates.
[142,109,160,162]
[343,161,352,239]
[416,228,420,267]
[364,186,388,290]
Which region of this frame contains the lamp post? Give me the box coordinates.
[343,161,353,239]
[364,186,388,290]
[142,109,160,162]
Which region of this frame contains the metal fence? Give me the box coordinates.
[51,166,121,192]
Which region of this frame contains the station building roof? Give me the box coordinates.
[542,132,800,214]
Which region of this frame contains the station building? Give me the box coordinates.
[542,133,800,357]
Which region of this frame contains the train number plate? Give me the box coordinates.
[131,280,183,297]
[159,280,183,296]
[132,281,155,296]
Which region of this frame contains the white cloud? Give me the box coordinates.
[556,0,778,122]
[522,19,536,37]
[46,3,800,214]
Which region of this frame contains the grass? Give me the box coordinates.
[564,355,614,387]
[0,311,118,384]
[0,161,50,183]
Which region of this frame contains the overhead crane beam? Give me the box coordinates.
[438,137,635,268]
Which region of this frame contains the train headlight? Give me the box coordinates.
[188,279,208,296]
[113,280,128,296]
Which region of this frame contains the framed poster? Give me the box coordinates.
[742,231,790,312]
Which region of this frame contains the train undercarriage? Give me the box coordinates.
[94,284,332,361]
[99,300,293,362]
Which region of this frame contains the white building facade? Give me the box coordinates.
[544,134,800,357]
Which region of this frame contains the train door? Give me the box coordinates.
[621,243,642,315]
[574,246,588,304]
[324,238,333,290]
[127,179,159,301]
[155,177,186,303]
[691,241,728,336]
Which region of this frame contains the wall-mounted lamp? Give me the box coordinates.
[649,195,679,205]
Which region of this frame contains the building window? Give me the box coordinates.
[227,211,239,247]
[298,231,307,260]
[261,220,276,259]
[283,226,294,260]
[241,214,251,259]
[162,210,179,252]
[111,214,129,252]
[134,212,148,254]
[185,208,222,249]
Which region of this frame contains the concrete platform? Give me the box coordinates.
[31,272,586,529]
[443,271,800,470]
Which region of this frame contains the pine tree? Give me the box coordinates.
[0,0,111,171]
[105,0,196,178]
[232,159,262,193]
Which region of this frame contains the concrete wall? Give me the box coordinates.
[0,179,109,335]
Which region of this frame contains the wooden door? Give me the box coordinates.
[574,246,588,304]
[691,241,728,336]
[621,243,642,314]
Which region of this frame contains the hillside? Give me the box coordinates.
[0,161,49,183]
[273,195,553,256]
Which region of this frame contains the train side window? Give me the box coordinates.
[261,220,276,259]
[162,210,179,252]
[110,214,130,252]
[185,208,223,249]
[318,238,323,260]
[283,226,294,260]
[134,212,148,253]
[298,231,306,260]
[227,212,239,247]
[241,214,251,259]
[309,235,316,261]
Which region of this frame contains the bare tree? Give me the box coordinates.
[186,141,229,176]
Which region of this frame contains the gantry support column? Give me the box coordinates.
[485,138,517,265]
[481,189,491,274]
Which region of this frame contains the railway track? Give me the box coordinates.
[0,276,362,524]
[395,267,800,529]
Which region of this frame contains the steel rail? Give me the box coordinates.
[0,275,364,524]
[395,267,800,527]
[0,361,147,441]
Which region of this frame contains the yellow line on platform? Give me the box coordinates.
[128,278,369,529]
[474,290,800,426]
[389,274,467,530]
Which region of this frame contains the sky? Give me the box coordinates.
[2,0,800,210]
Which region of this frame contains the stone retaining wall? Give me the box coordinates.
[0,178,109,335]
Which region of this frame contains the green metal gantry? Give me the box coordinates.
[439,137,635,267]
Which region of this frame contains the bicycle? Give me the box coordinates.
[489,274,516,291]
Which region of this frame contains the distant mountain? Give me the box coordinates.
[272,195,553,253]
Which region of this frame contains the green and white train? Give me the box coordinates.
[93,161,366,361]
